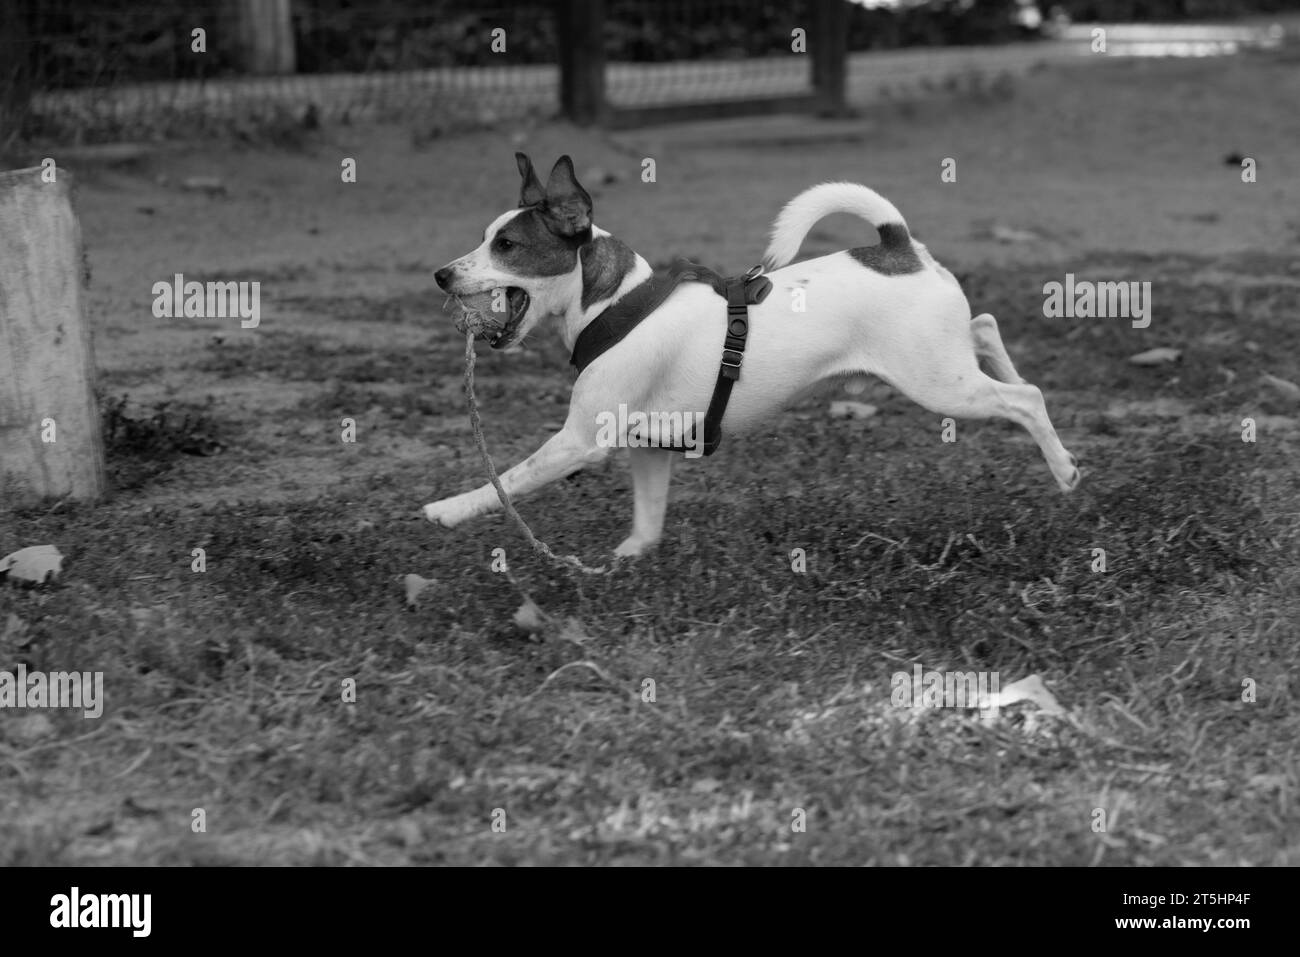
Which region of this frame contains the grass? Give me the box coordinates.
[2,247,1297,865]
[4,46,1300,864]
[99,393,227,489]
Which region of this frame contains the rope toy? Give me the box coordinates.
[454,294,613,576]
[449,291,509,339]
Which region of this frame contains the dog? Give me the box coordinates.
[424,154,1079,557]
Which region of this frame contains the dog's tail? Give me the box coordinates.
[762,182,911,271]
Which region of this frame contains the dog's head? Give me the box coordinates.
[435,153,593,349]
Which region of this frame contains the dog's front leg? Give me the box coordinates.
[615,446,675,557]
[423,427,609,528]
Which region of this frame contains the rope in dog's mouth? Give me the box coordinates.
[461,327,612,576]
[449,290,528,348]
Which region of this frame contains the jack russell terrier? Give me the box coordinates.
[425,154,1079,557]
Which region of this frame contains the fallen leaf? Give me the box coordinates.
[980,674,1064,726]
[1246,773,1289,792]
[9,713,55,743]
[403,574,435,608]
[387,818,424,848]
[512,599,547,633]
[129,606,168,631]
[992,674,1063,712]
[829,400,878,420]
[1261,373,1300,403]
[555,617,590,645]
[1200,330,1238,348]
[990,225,1043,243]
[1128,347,1182,366]
[0,545,64,585]
[1,613,29,648]
[1130,828,1168,846]
[122,796,163,817]
[180,175,227,195]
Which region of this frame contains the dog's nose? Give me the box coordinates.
[434,266,454,290]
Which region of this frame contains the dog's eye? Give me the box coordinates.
[494,236,515,251]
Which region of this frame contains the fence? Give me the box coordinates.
[2,0,1042,141]
[3,0,560,142]
[3,0,1298,143]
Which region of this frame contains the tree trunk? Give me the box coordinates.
[558,0,606,126]
[0,0,34,146]
[0,167,105,506]
[233,0,297,75]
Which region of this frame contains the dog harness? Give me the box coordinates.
[569,260,772,457]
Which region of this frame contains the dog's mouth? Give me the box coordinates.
[448,287,532,349]
[490,287,530,349]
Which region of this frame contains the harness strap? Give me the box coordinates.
[693,268,767,455]
[570,261,725,375]
[569,259,771,457]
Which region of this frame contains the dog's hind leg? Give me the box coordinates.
[615,446,675,557]
[970,313,1026,385]
[885,359,1080,492]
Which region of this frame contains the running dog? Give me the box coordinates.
[425,154,1079,557]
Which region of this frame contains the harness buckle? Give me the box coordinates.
[720,348,744,380]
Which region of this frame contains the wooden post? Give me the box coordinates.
[810,0,849,116]
[557,0,605,126]
[0,0,34,146]
[233,0,297,75]
[0,168,106,505]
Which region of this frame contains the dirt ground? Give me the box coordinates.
[1,46,1298,866]
[25,49,1289,510]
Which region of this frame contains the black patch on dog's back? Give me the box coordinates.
[848,223,923,275]
[580,235,637,309]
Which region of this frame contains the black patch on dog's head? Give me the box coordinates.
[490,208,584,278]
[492,154,599,280]
[848,223,923,276]
[580,235,637,309]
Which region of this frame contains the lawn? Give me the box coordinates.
[1,48,1298,865]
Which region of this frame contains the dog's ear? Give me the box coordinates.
[541,155,592,237]
[516,152,546,208]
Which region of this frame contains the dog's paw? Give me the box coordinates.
[1057,455,1082,492]
[613,535,657,558]
[422,500,466,528]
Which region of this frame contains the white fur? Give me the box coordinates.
[425,183,1079,557]
[763,182,907,270]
